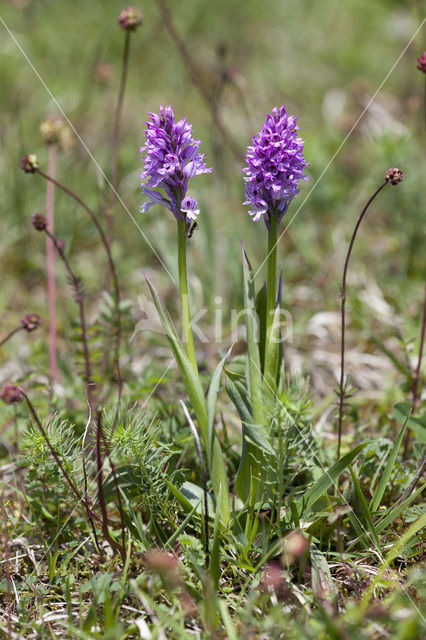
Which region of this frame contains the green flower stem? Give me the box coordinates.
[265,214,278,382]
[178,218,197,371]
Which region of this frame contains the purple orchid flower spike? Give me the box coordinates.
[140,105,211,223]
[242,105,309,227]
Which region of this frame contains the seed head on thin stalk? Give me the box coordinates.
[0,313,41,348]
[417,51,426,74]
[40,117,63,386]
[20,154,38,173]
[21,313,41,332]
[118,6,143,31]
[22,159,123,426]
[40,114,74,151]
[336,169,403,460]
[32,214,96,418]
[106,6,142,259]
[402,53,426,459]
[0,384,24,404]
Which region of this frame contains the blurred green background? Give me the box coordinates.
[0,0,424,403]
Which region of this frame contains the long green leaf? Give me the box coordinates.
[393,402,426,443]
[370,417,408,512]
[296,442,369,518]
[146,277,208,437]
[349,465,380,548]
[375,482,425,534]
[207,346,233,462]
[146,276,230,525]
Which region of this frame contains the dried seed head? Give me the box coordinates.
[281,530,309,565]
[40,115,74,151]
[385,167,403,185]
[21,313,41,332]
[118,6,143,31]
[143,549,180,585]
[20,154,38,173]
[417,51,426,74]
[31,213,48,231]
[0,384,23,404]
[259,562,292,601]
[40,115,64,144]
[92,60,114,85]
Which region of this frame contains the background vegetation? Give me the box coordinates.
[0,0,425,638]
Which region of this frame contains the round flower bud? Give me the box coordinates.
[0,384,23,405]
[118,6,143,31]
[417,52,426,74]
[40,115,64,144]
[385,168,403,185]
[21,313,41,332]
[20,154,38,173]
[40,115,74,151]
[31,213,48,231]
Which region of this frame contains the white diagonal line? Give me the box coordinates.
[252,18,426,283]
[0,17,176,283]
[249,355,425,621]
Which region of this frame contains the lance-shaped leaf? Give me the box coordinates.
[241,244,265,426]
[145,276,230,525]
[295,442,369,519]
[207,346,233,462]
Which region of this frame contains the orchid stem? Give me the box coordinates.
[178,218,197,371]
[265,214,278,382]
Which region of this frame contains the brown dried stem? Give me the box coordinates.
[107,28,132,247]
[46,143,58,384]
[0,326,22,348]
[337,180,388,459]
[95,411,126,563]
[155,0,242,162]
[44,228,96,416]
[22,390,100,524]
[35,168,122,413]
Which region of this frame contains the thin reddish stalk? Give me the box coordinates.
[155,0,242,162]
[0,326,22,348]
[46,144,58,385]
[35,169,122,410]
[337,180,388,459]
[44,229,96,417]
[96,412,126,562]
[100,427,126,558]
[411,282,426,413]
[403,282,426,458]
[107,29,131,247]
[0,497,12,639]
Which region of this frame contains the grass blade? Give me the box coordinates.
[370,416,408,512]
